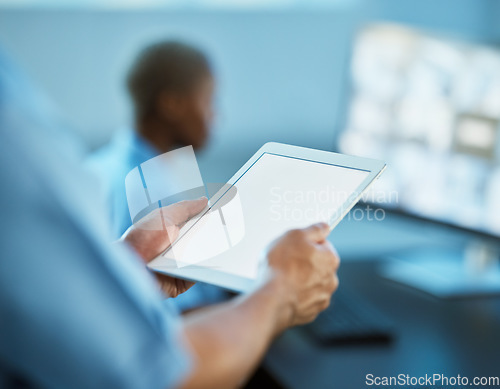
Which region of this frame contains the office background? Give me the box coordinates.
[1,0,499,183]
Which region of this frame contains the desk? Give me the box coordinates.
[264,213,500,389]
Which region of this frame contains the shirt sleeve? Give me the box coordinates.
[0,146,192,389]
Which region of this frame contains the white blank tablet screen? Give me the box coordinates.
[162,153,370,279]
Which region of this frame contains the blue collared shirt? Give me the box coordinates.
[86,128,160,238]
[0,52,192,389]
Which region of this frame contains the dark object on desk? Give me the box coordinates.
[302,287,394,346]
[243,367,286,389]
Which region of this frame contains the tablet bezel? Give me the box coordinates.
[148,142,386,293]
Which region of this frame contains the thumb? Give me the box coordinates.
[163,197,208,226]
[303,222,330,243]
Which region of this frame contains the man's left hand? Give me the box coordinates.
[121,197,208,297]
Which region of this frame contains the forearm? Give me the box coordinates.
[178,277,292,389]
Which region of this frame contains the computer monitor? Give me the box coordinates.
[338,24,500,297]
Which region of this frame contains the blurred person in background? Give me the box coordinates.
[0,49,339,389]
[87,40,220,311]
[87,40,215,238]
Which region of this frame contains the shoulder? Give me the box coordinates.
[85,130,135,186]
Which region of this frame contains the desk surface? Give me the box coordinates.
[264,214,500,389]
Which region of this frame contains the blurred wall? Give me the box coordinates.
[0,0,498,181]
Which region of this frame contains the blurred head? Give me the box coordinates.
[127,40,214,150]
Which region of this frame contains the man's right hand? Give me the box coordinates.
[179,222,339,389]
[265,222,340,332]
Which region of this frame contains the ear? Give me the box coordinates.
[157,91,185,120]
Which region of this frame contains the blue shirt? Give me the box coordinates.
[86,129,159,239]
[0,52,191,388]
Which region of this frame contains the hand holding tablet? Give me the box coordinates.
[148,142,386,292]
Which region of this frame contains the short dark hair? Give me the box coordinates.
[126,40,211,120]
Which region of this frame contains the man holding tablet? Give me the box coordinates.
[0,52,340,389]
[123,199,340,388]
[148,143,385,292]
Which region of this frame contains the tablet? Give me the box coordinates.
[148,142,386,293]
